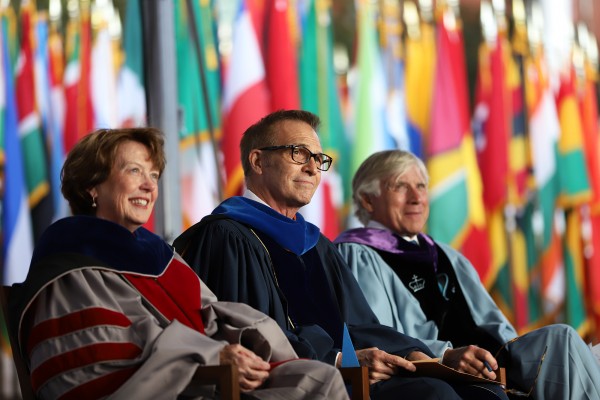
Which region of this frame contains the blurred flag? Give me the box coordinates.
[35,15,67,221]
[264,0,299,111]
[472,21,509,288]
[63,6,94,152]
[350,1,390,179]
[563,208,589,334]
[556,54,594,337]
[555,68,591,208]
[297,0,346,239]
[380,0,409,152]
[221,0,270,198]
[16,3,53,241]
[525,49,562,324]
[578,59,600,339]
[2,8,34,285]
[550,66,591,324]
[426,7,490,283]
[505,44,532,331]
[91,15,118,128]
[404,2,435,159]
[175,0,222,227]
[117,0,146,128]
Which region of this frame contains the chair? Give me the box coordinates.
[192,364,240,400]
[1,285,36,400]
[1,285,243,400]
[340,366,370,400]
[2,284,369,400]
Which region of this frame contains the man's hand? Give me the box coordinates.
[219,344,271,391]
[442,345,498,380]
[404,351,431,362]
[354,347,417,384]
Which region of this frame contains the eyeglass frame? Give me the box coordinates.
[258,145,333,171]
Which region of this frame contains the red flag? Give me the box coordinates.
[221,0,270,197]
[473,37,509,211]
[264,0,299,111]
[427,8,491,284]
[16,3,53,240]
[63,9,94,152]
[579,62,600,339]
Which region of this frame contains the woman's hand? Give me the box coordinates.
[219,344,271,391]
[442,345,498,380]
[354,347,416,384]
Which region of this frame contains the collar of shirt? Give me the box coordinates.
[243,189,297,220]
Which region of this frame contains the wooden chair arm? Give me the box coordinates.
[192,364,240,400]
[340,366,369,400]
[496,367,507,387]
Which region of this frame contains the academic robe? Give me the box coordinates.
[8,216,347,400]
[336,228,600,400]
[174,197,510,400]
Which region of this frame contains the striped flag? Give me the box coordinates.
[472,28,510,288]
[36,17,67,222]
[525,50,562,325]
[63,7,94,152]
[117,0,146,128]
[16,3,53,241]
[221,0,270,198]
[380,0,409,152]
[175,0,222,227]
[350,0,390,181]
[91,18,118,129]
[426,7,489,284]
[264,0,299,111]
[506,47,532,331]
[578,60,600,338]
[555,68,591,208]
[563,208,590,334]
[297,0,346,239]
[404,12,435,159]
[2,9,34,285]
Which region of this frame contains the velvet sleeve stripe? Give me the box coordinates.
[26,307,132,355]
[30,342,142,392]
[57,366,139,400]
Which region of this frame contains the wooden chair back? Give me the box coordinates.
[341,366,370,400]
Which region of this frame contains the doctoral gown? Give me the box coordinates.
[336,227,600,400]
[174,197,509,400]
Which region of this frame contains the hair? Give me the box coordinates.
[352,150,429,225]
[61,127,166,216]
[240,109,321,175]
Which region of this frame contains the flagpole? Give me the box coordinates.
[140,0,182,242]
[184,0,223,201]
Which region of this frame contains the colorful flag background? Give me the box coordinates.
[2,1,600,395]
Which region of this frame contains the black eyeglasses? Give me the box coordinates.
[259,145,333,171]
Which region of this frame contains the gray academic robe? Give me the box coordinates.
[337,240,600,400]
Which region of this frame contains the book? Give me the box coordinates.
[412,358,505,386]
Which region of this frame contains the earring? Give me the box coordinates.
[92,196,97,208]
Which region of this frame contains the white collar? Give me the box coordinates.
[243,188,270,208]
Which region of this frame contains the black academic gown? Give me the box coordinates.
[174,215,432,364]
[174,215,509,400]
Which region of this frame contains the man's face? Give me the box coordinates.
[363,164,429,236]
[256,120,322,215]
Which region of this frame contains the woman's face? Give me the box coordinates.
[89,140,159,232]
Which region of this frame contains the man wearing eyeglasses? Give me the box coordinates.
[174,110,508,400]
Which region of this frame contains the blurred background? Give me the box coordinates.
[2,0,600,397]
